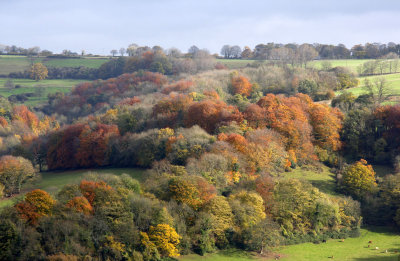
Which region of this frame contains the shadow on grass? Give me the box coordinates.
[309,178,337,195]
[354,256,400,261]
[218,249,257,258]
[364,226,400,236]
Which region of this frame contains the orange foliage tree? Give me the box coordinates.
[12,105,39,131]
[231,75,252,97]
[66,196,93,215]
[309,103,343,151]
[15,189,55,225]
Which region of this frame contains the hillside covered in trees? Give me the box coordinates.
[1,42,400,260]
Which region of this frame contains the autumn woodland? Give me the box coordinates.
[1,42,400,260]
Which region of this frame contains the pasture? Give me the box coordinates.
[0,168,144,208]
[0,55,108,75]
[310,59,373,73]
[0,78,86,105]
[336,73,400,98]
[181,227,400,261]
[217,58,256,69]
[279,227,400,261]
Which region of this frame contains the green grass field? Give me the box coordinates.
[310,59,374,73]
[42,57,109,68]
[279,227,400,261]
[217,59,256,69]
[0,167,144,208]
[216,58,375,71]
[336,73,400,99]
[180,249,259,261]
[0,55,108,75]
[181,227,400,261]
[280,166,337,196]
[0,78,86,105]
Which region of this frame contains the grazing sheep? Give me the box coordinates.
[368,245,370,248]
[322,239,327,243]
[375,247,379,250]
[340,239,345,242]
[368,240,373,244]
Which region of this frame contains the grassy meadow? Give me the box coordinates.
[0,168,144,208]
[310,59,373,73]
[0,55,108,75]
[0,78,86,105]
[279,227,400,261]
[181,227,400,261]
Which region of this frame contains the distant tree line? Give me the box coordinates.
[219,42,400,60]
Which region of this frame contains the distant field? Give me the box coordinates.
[310,59,373,73]
[42,57,109,68]
[0,78,85,105]
[217,59,255,69]
[336,73,400,98]
[0,168,144,208]
[0,55,108,75]
[0,55,34,74]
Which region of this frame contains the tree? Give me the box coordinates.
[221,45,231,58]
[167,177,202,210]
[297,44,318,68]
[241,46,253,59]
[188,45,200,55]
[110,49,118,57]
[341,159,377,198]
[30,62,48,81]
[119,48,126,56]
[15,189,55,225]
[364,77,391,105]
[0,155,35,196]
[230,75,252,97]
[66,196,93,215]
[148,224,181,257]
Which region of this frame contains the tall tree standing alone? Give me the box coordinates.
[30,62,48,81]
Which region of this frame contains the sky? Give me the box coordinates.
[1,0,400,55]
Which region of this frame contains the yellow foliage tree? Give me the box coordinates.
[342,159,377,198]
[30,62,48,81]
[148,224,181,257]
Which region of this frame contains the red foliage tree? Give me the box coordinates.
[375,105,400,148]
[79,180,112,206]
[185,100,243,133]
[15,189,55,225]
[161,80,193,94]
[75,124,120,167]
[117,96,141,106]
